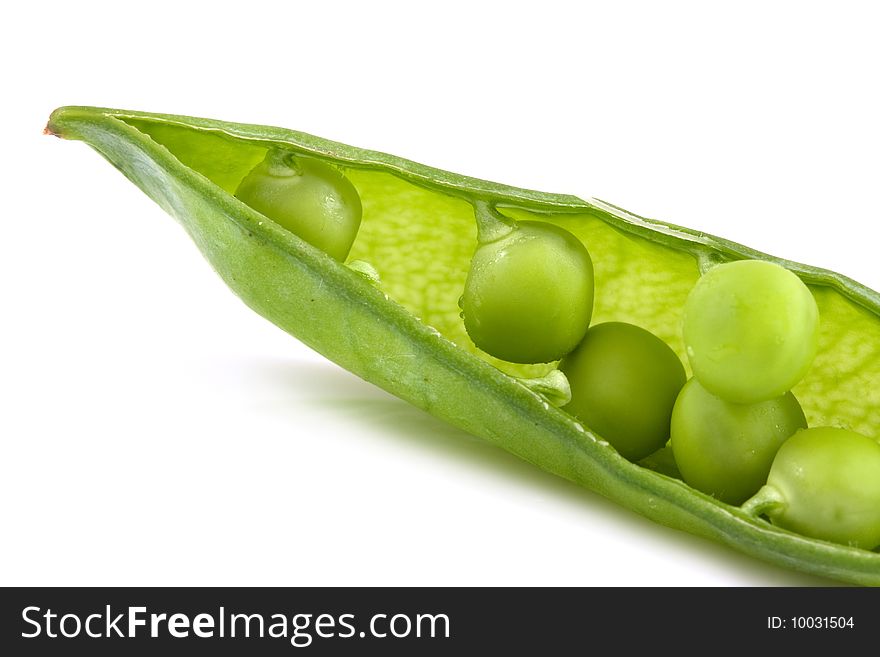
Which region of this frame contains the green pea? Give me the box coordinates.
[461,221,593,364]
[51,104,880,584]
[560,322,686,461]
[745,427,880,549]
[682,259,819,404]
[670,379,807,504]
[235,148,362,261]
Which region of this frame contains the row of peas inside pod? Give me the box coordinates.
[459,209,880,551]
[230,146,880,552]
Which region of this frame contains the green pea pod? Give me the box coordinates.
[46,106,880,585]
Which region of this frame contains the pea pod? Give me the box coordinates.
[45,106,880,585]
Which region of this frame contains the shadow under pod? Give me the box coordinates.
[247,355,846,587]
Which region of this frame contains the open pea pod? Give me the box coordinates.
[46,106,880,585]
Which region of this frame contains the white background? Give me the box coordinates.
[3,1,878,586]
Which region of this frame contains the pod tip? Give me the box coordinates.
[44,106,73,138]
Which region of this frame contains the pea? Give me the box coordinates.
[682,260,819,404]
[745,427,880,549]
[235,148,362,261]
[560,322,686,461]
[461,221,593,364]
[51,104,880,584]
[670,379,806,504]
